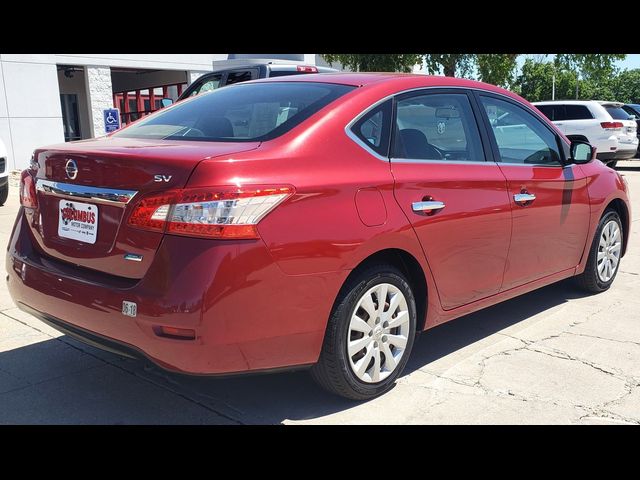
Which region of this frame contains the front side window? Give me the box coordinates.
[114,82,355,142]
[480,96,562,166]
[393,93,485,162]
[535,104,558,121]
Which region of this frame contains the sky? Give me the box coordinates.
[618,54,640,70]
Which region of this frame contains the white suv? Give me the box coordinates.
[533,100,638,167]
[0,137,9,205]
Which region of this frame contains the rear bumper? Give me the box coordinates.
[7,211,345,374]
[615,149,638,160]
[18,302,148,361]
[597,149,637,161]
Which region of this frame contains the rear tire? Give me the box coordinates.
[607,161,618,168]
[0,184,8,206]
[576,209,623,293]
[311,264,417,400]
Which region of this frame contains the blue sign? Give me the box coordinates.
[103,108,121,133]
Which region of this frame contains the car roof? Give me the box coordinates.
[209,60,337,73]
[252,72,516,91]
[596,101,624,107]
[533,100,596,105]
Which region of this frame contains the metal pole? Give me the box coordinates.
[576,72,579,99]
[552,73,555,100]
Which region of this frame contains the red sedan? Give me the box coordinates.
[8,73,630,399]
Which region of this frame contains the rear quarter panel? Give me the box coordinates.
[186,83,442,330]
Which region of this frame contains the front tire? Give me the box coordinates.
[576,209,623,293]
[311,264,417,400]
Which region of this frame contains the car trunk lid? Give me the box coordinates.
[29,137,259,279]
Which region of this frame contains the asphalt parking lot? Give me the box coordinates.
[1,162,640,425]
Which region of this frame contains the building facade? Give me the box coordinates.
[0,54,321,171]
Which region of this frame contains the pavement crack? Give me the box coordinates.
[564,331,640,348]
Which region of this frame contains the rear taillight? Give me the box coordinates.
[127,186,293,239]
[19,170,38,209]
[601,121,624,130]
[127,190,178,232]
[297,65,318,73]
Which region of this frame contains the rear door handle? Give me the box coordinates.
[412,201,446,213]
[513,193,536,206]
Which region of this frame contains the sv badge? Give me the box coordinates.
[154,175,173,183]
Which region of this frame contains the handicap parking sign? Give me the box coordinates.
[103,108,121,133]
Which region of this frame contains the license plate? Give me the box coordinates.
[58,200,98,244]
[122,301,137,317]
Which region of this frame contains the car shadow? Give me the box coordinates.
[0,279,592,424]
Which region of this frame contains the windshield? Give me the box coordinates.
[114,82,355,142]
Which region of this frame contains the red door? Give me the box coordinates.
[390,90,511,310]
[476,94,591,290]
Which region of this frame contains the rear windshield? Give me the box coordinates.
[114,82,355,142]
[604,106,633,120]
[268,70,314,77]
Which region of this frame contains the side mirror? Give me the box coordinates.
[570,140,596,164]
[161,98,173,108]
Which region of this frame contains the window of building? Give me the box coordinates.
[60,94,82,142]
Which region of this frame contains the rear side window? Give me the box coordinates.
[604,106,633,120]
[564,105,593,120]
[351,100,392,156]
[225,70,257,85]
[114,82,355,142]
[269,70,311,77]
[536,104,593,121]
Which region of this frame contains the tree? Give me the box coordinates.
[514,59,578,102]
[611,69,640,104]
[554,54,626,81]
[324,53,520,88]
[321,54,422,73]
[475,54,520,87]
[422,54,474,78]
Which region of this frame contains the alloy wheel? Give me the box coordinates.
[597,220,622,283]
[346,283,411,383]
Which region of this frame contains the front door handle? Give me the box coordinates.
[513,193,536,206]
[412,200,446,214]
